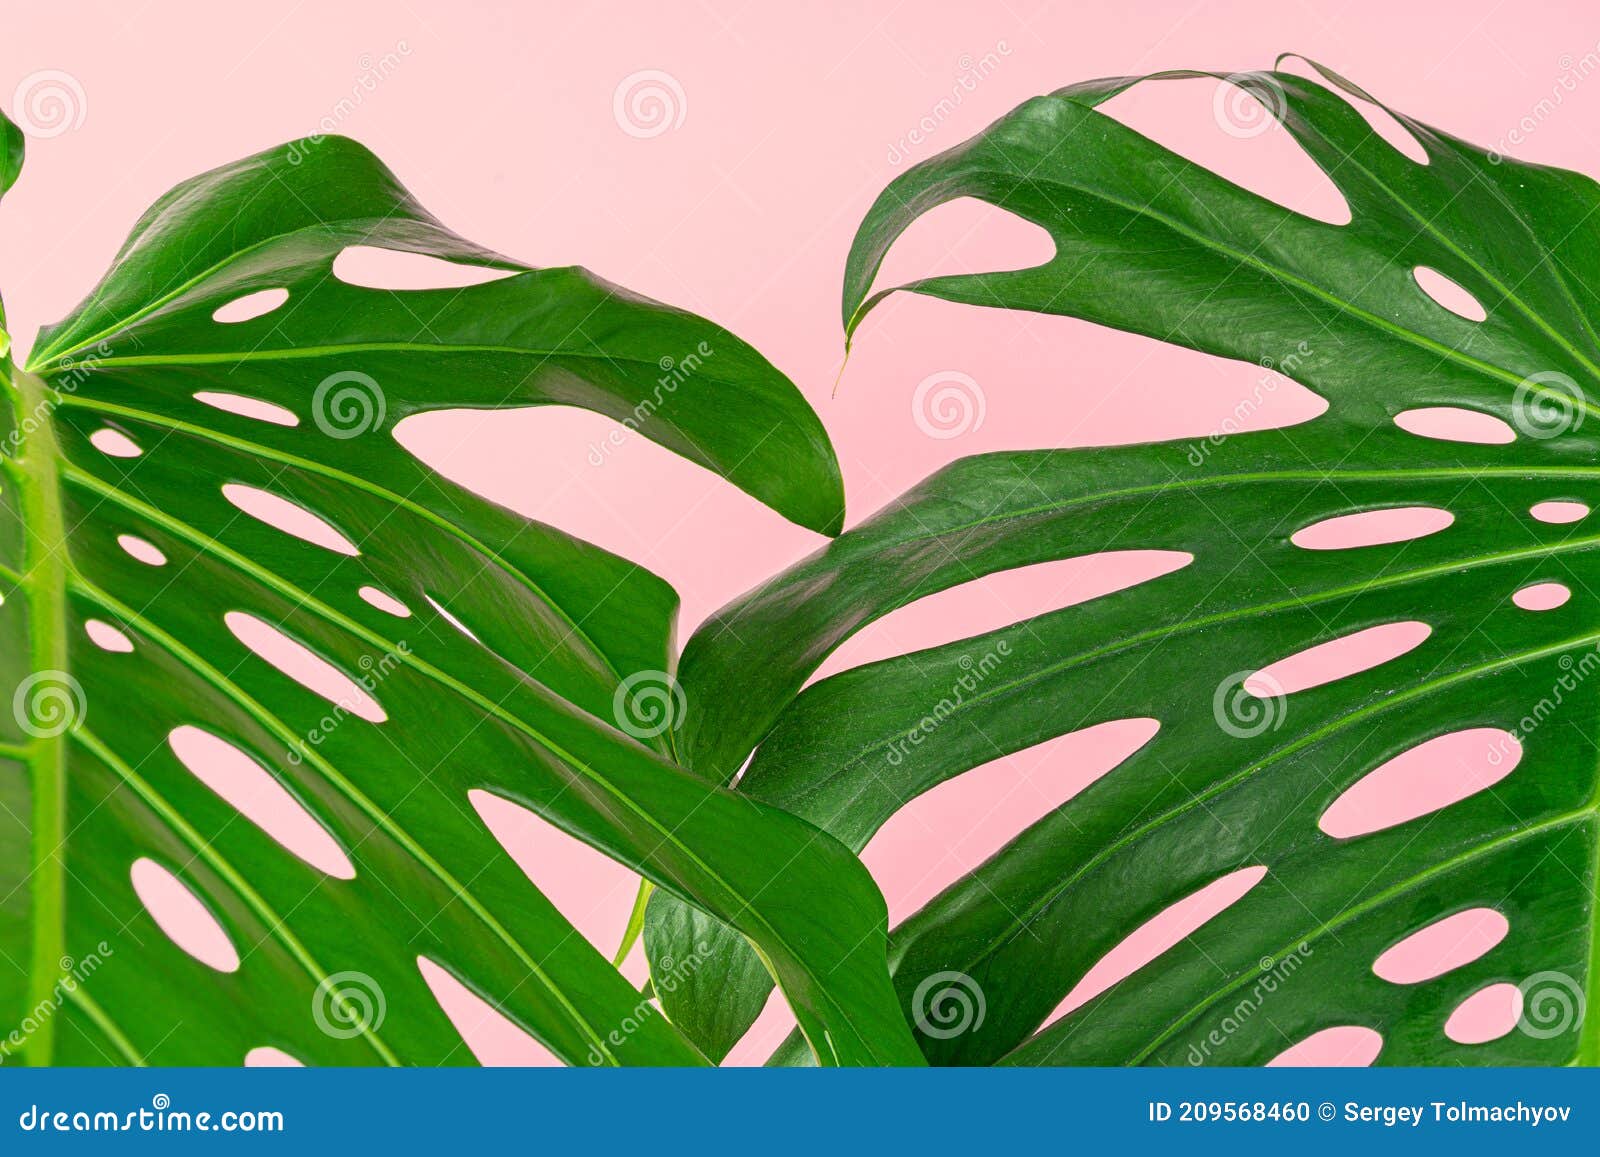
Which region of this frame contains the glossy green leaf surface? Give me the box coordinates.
[0,131,919,1067]
[647,62,1600,1065]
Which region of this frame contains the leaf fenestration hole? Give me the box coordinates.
[243,1046,304,1067]
[332,247,517,291]
[1531,500,1589,524]
[1246,621,1430,697]
[812,551,1193,684]
[129,858,241,973]
[1043,864,1267,1027]
[468,789,640,956]
[416,957,561,1066]
[1445,982,1523,1044]
[1393,407,1514,445]
[862,718,1162,924]
[1267,1025,1383,1066]
[425,594,481,643]
[213,288,289,324]
[84,619,133,653]
[169,725,356,878]
[1412,266,1487,322]
[221,484,360,557]
[117,534,167,566]
[89,428,142,458]
[1319,727,1521,839]
[1513,582,1571,611]
[1291,506,1453,550]
[1094,75,1351,225]
[194,391,299,427]
[223,612,387,723]
[358,586,412,618]
[1372,907,1509,984]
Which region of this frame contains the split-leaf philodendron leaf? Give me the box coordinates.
[645,60,1600,1066]
[0,107,925,1067]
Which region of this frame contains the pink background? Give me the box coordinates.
[3,0,1593,1065]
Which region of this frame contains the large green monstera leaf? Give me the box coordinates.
[0,111,923,1067]
[645,61,1600,1066]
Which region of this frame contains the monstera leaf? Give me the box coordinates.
[0,109,924,1067]
[645,60,1600,1066]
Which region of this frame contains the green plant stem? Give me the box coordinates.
[612,880,654,969]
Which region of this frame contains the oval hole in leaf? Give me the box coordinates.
[469,789,639,955]
[243,1046,303,1066]
[221,484,359,556]
[224,612,387,723]
[333,247,517,290]
[129,858,240,973]
[89,428,141,458]
[1413,266,1487,321]
[1531,500,1589,524]
[1445,982,1523,1044]
[1044,864,1267,1025]
[1372,908,1509,985]
[84,619,133,653]
[117,534,167,566]
[1245,621,1430,697]
[813,551,1193,684]
[863,719,1161,924]
[1095,75,1351,225]
[194,391,299,427]
[1513,582,1570,611]
[1267,1025,1382,1066]
[1319,727,1521,839]
[1291,506,1453,550]
[358,586,411,618]
[169,725,356,878]
[416,957,561,1066]
[213,287,289,324]
[1393,407,1514,445]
